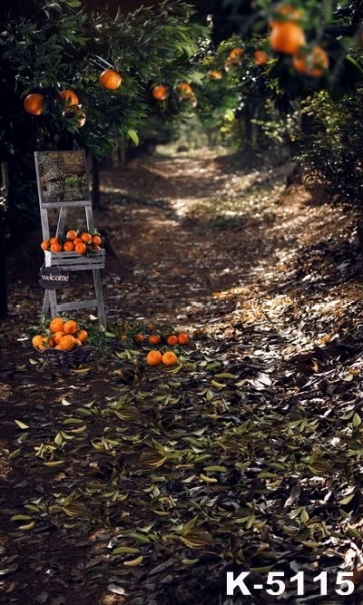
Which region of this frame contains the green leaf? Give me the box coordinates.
[127,129,139,145]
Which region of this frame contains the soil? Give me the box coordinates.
[0,149,362,605]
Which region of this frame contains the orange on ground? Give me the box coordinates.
[162,351,178,366]
[66,230,78,240]
[292,45,329,77]
[75,242,87,255]
[253,50,269,65]
[59,89,79,107]
[166,335,178,346]
[41,240,49,251]
[50,242,62,252]
[49,317,65,333]
[148,334,161,345]
[177,332,190,345]
[269,21,305,55]
[99,69,122,90]
[23,93,45,116]
[146,350,163,366]
[63,241,74,251]
[81,232,92,243]
[59,334,76,351]
[152,85,169,101]
[134,333,145,343]
[63,319,79,335]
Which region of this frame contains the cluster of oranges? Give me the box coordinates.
[40,230,102,255]
[23,68,122,119]
[268,3,329,77]
[151,82,197,105]
[32,317,88,352]
[119,324,190,367]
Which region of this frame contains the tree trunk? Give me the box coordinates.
[91,154,101,209]
[0,162,9,319]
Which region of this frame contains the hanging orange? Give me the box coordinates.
[152,85,169,101]
[269,21,305,55]
[59,89,79,107]
[23,93,45,116]
[99,69,122,90]
[292,45,329,77]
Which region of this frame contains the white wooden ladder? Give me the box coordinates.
[34,150,106,328]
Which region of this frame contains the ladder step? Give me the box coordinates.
[55,299,98,312]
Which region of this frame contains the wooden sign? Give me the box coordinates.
[39,266,70,290]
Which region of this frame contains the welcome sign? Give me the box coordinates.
[39,266,70,290]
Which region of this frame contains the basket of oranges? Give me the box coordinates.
[32,317,94,367]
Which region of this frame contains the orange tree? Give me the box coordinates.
[0,0,208,234]
[0,0,209,316]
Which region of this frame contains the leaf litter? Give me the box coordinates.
[1,150,363,604]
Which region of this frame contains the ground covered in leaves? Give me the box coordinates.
[2,149,363,604]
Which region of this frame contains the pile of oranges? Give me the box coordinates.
[118,322,190,368]
[40,230,102,255]
[32,317,88,352]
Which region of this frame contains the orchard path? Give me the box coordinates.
[1,149,363,605]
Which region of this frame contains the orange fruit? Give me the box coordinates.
[166,334,178,346]
[63,241,74,251]
[177,83,193,98]
[206,70,223,79]
[148,334,161,345]
[73,338,82,347]
[152,85,169,101]
[228,47,244,64]
[59,89,79,107]
[23,93,45,116]
[63,319,79,335]
[134,333,145,343]
[53,330,65,344]
[50,242,62,252]
[269,21,305,54]
[49,237,59,245]
[49,317,65,333]
[40,240,49,251]
[146,350,162,366]
[66,230,78,240]
[253,50,269,65]
[58,334,76,351]
[177,333,190,345]
[77,329,88,343]
[292,45,329,77]
[81,232,92,243]
[148,322,156,331]
[120,334,127,341]
[99,69,122,90]
[75,242,87,255]
[92,234,102,246]
[162,351,178,366]
[32,334,45,348]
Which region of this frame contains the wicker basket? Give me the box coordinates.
[34,345,94,368]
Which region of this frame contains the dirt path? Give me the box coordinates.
[1,150,363,605]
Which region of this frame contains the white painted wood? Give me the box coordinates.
[35,151,107,327]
